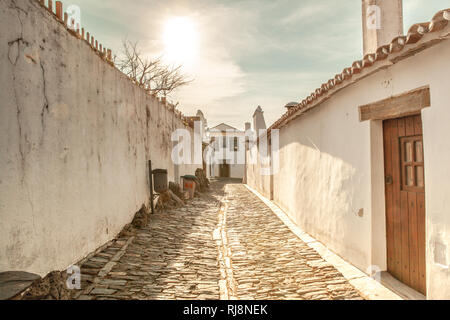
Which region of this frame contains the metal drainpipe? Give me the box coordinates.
[149,160,154,214]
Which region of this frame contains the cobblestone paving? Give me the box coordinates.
[72,180,362,300]
[225,184,362,300]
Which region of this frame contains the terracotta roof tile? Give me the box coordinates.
[269,8,450,131]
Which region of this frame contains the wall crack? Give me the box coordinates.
[39,61,49,143]
[12,68,26,184]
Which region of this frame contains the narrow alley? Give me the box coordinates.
[72,180,362,300]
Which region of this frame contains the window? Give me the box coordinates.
[400,136,425,191]
[210,137,216,149]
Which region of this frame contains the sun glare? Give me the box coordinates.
[163,17,198,66]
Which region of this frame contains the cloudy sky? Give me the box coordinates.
[61,0,449,129]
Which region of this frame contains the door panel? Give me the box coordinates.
[417,193,426,294]
[383,120,395,274]
[219,163,230,178]
[383,114,426,295]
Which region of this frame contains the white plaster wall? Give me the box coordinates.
[209,164,243,179]
[246,154,270,199]
[247,38,450,298]
[0,0,200,276]
[361,40,450,299]
[230,164,244,179]
[245,149,258,190]
[274,90,372,272]
[208,131,245,179]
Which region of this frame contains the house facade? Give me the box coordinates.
[245,1,450,299]
[206,123,245,180]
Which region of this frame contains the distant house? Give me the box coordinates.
[206,123,245,179]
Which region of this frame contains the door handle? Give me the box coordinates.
[385,175,393,185]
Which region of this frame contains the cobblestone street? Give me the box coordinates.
[72,180,362,300]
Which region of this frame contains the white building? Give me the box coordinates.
[206,123,245,179]
[246,1,450,299]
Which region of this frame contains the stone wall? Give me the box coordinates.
[0,0,201,276]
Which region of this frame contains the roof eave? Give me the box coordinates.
[270,15,450,131]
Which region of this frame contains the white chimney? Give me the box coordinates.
[362,0,404,55]
[253,106,267,134]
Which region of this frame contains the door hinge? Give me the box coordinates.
[385,175,393,185]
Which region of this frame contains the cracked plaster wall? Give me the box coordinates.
[0,0,201,276]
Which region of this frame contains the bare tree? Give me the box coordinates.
[116,40,193,97]
[153,65,192,97]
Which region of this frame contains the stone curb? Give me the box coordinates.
[97,236,135,278]
[75,236,135,298]
[215,191,237,300]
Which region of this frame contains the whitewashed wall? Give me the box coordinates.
[0,0,201,276]
[246,38,450,299]
[230,164,244,180]
[209,164,244,179]
[208,130,245,179]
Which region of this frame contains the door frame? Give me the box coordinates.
[360,86,431,296]
[382,114,426,295]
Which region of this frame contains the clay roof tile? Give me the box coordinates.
[375,44,390,60]
[351,60,363,73]
[269,8,450,131]
[429,9,450,32]
[390,36,407,53]
[406,23,429,44]
[362,53,376,67]
[342,68,352,80]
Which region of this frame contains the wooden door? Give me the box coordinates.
[224,164,230,177]
[383,115,426,295]
[219,162,230,178]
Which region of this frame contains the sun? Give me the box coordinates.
[163,17,198,66]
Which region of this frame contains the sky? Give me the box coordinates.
[61,0,449,129]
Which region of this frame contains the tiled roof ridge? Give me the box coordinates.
[269,8,450,131]
[34,0,192,125]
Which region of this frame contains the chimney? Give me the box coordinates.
[284,102,298,111]
[253,106,267,133]
[244,122,252,147]
[362,0,403,55]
